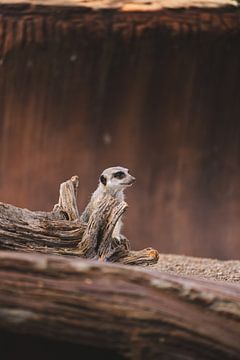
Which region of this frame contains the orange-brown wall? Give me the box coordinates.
[0,25,240,259]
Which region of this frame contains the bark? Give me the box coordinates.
[0,250,239,360]
[0,176,159,266]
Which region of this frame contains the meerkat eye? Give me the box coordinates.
[114,171,126,179]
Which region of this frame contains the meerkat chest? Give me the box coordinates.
[115,190,124,202]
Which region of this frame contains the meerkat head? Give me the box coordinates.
[99,166,135,193]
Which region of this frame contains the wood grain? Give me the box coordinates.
[0,0,238,10]
[0,250,239,359]
[0,2,239,58]
[0,176,159,265]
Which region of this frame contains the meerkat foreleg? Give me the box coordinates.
[112,218,123,241]
[112,218,130,250]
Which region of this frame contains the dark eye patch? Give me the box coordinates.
[113,171,126,179]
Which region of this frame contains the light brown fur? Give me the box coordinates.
[81,166,135,240]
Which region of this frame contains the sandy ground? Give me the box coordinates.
[149,254,240,283]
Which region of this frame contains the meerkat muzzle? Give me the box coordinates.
[123,176,136,186]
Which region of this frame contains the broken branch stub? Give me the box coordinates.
[53,175,80,221]
[0,176,159,265]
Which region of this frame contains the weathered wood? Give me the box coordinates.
[0,2,240,56]
[118,248,161,266]
[1,175,240,274]
[0,0,238,10]
[53,175,80,220]
[0,176,159,265]
[0,250,239,360]
[77,196,127,259]
[0,201,86,252]
[0,179,239,276]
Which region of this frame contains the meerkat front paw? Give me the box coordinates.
[112,235,130,251]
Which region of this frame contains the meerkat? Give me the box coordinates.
[81,166,135,242]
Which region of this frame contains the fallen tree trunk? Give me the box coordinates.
[0,250,239,360]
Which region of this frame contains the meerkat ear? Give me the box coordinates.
[100,175,107,186]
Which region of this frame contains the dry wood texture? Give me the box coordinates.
[0,176,159,265]
[0,250,239,359]
[0,0,238,9]
[0,2,240,56]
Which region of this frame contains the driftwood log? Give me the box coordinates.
[0,175,159,265]
[0,176,239,359]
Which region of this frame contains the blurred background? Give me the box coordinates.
[0,13,240,260]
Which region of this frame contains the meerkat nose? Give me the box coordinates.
[131,176,136,182]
